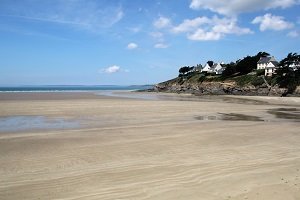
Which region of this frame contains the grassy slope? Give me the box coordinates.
[162,72,267,87]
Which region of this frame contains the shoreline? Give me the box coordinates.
[1,90,300,106]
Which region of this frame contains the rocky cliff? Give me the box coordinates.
[154,76,300,97]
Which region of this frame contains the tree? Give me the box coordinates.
[222,62,237,77]
[207,61,214,67]
[274,52,300,94]
[279,52,300,68]
[235,52,270,75]
[256,52,270,58]
[236,56,257,74]
[179,66,189,75]
[178,66,194,76]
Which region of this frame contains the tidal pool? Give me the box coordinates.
[195,113,264,122]
[0,116,80,133]
[267,108,300,122]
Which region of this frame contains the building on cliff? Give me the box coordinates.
[212,63,225,75]
[202,63,213,73]
[257,56,279,76]
[202,62,225,74]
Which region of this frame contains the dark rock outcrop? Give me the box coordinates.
[154,80,291,97]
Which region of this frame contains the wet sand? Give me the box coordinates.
[0,92,300,200]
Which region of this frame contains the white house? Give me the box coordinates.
[257,56,279,76]
[202,63,213,73]
[212,63,224,74]
[265,61,278,76]
[202,62,225,74]
[257,56,277,70]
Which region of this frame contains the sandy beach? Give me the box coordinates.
[0,92,300,200]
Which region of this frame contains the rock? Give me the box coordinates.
[268,85,288,96]
[293,86,300,96]
[153,78,297,97]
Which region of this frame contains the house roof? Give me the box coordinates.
[258,57,271,64]
[202,63,211,71]
[266,61,279,68]
[212,63,218,68]
[257,56,277,64]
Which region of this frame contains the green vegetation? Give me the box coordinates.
[256,69,265,76]
[274,53,300,93]
[221,52,270,76]
[233,75,257,86]
[175,52,300,95]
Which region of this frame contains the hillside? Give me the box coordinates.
[153,72,300,97]
[152,52,300,97]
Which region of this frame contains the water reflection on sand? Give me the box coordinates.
[96,90,269,105]
[0,116,80,133]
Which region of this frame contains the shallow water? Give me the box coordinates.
[96,90,160,100]
[0,116,80,133]
[267,108,300,122]
[195,107,300,122]
[98,91,270,105]
[195,113,264,122]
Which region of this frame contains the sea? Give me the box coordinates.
[0,85,153,92]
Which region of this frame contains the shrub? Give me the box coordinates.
[222,65,236,77]
[256,69,265,76]
[233,75,256,86]
[251,77,265,86]
[198,74,206,82]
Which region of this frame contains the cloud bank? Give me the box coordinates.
[190,0,299,16]
[252,13,294,31]
[172,16,252,41]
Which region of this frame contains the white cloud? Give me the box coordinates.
[127,43,138,49]
[172,17,210,33]
[102,65,121,74]
[99,65,130,74]
[154,43,169,48]
[188,29,221,41]
[190,0,299,16]
[172,16,252,41]
[287,30,299,37]
[212,18,253,35]
[252,13,294,31]
[153,16,171,29]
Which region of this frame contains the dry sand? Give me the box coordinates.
[0,92,300,200]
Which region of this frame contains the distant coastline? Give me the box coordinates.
[0,85,153,92]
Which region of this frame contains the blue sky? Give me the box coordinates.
[0,0,299,85]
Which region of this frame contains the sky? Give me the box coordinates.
[0,0,299,86]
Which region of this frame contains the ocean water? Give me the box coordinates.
[0,85,153,92]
